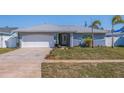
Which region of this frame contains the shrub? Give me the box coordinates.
[84,37,92,47]
[55,44,61,48]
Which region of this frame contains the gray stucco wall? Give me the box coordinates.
[73,33,105,46]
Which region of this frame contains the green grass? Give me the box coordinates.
[42,62,124,78]
[46,47,124,59]
[0,48,16,54]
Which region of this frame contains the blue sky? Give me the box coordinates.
[0,15,124,30]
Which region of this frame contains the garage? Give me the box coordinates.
[20,32,55,48]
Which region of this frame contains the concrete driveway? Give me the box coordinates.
[0,48,51,78]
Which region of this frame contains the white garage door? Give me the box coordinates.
[21,33,54,48]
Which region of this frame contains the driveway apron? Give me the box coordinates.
[0,48,51,78]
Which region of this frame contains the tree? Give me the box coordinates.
[91,20,101,48]
[111,15,124,48]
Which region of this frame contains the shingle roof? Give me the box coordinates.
[13,24,108,33]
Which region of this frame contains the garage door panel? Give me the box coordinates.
[22,42,50,47]
[23,34,52,41]
[21,33,54,48]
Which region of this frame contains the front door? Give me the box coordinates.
[62,34,68,45]
[59,33,70,46]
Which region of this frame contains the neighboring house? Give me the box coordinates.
[105,32,124,46]
[13,24,108,48]
[0,27,18,48]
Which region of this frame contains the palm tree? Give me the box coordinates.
[111,15,124,48]
[91,20,101,48]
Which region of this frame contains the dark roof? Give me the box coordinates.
[14,24,108,33]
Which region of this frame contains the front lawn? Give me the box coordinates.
[0,48,16,54]
[42,62,124,78]
[46,47,124,59]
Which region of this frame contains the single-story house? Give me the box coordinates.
[0,27,18,48]
[13,24,108,48]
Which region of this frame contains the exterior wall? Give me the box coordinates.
[73,33,83,46]
[105,37,112,47]
[6,36,17,48]
[105,35,124,46]
[94,34,105,46]
[0,35,9,48]
[73,33,105,46]
[0,34,17,48]
[20,32,55,48]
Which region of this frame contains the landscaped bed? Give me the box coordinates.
[0,48,16,54]
[42,62,124,78]
[46,47,124,60]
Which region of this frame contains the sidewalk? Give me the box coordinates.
[44,59,124,63]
